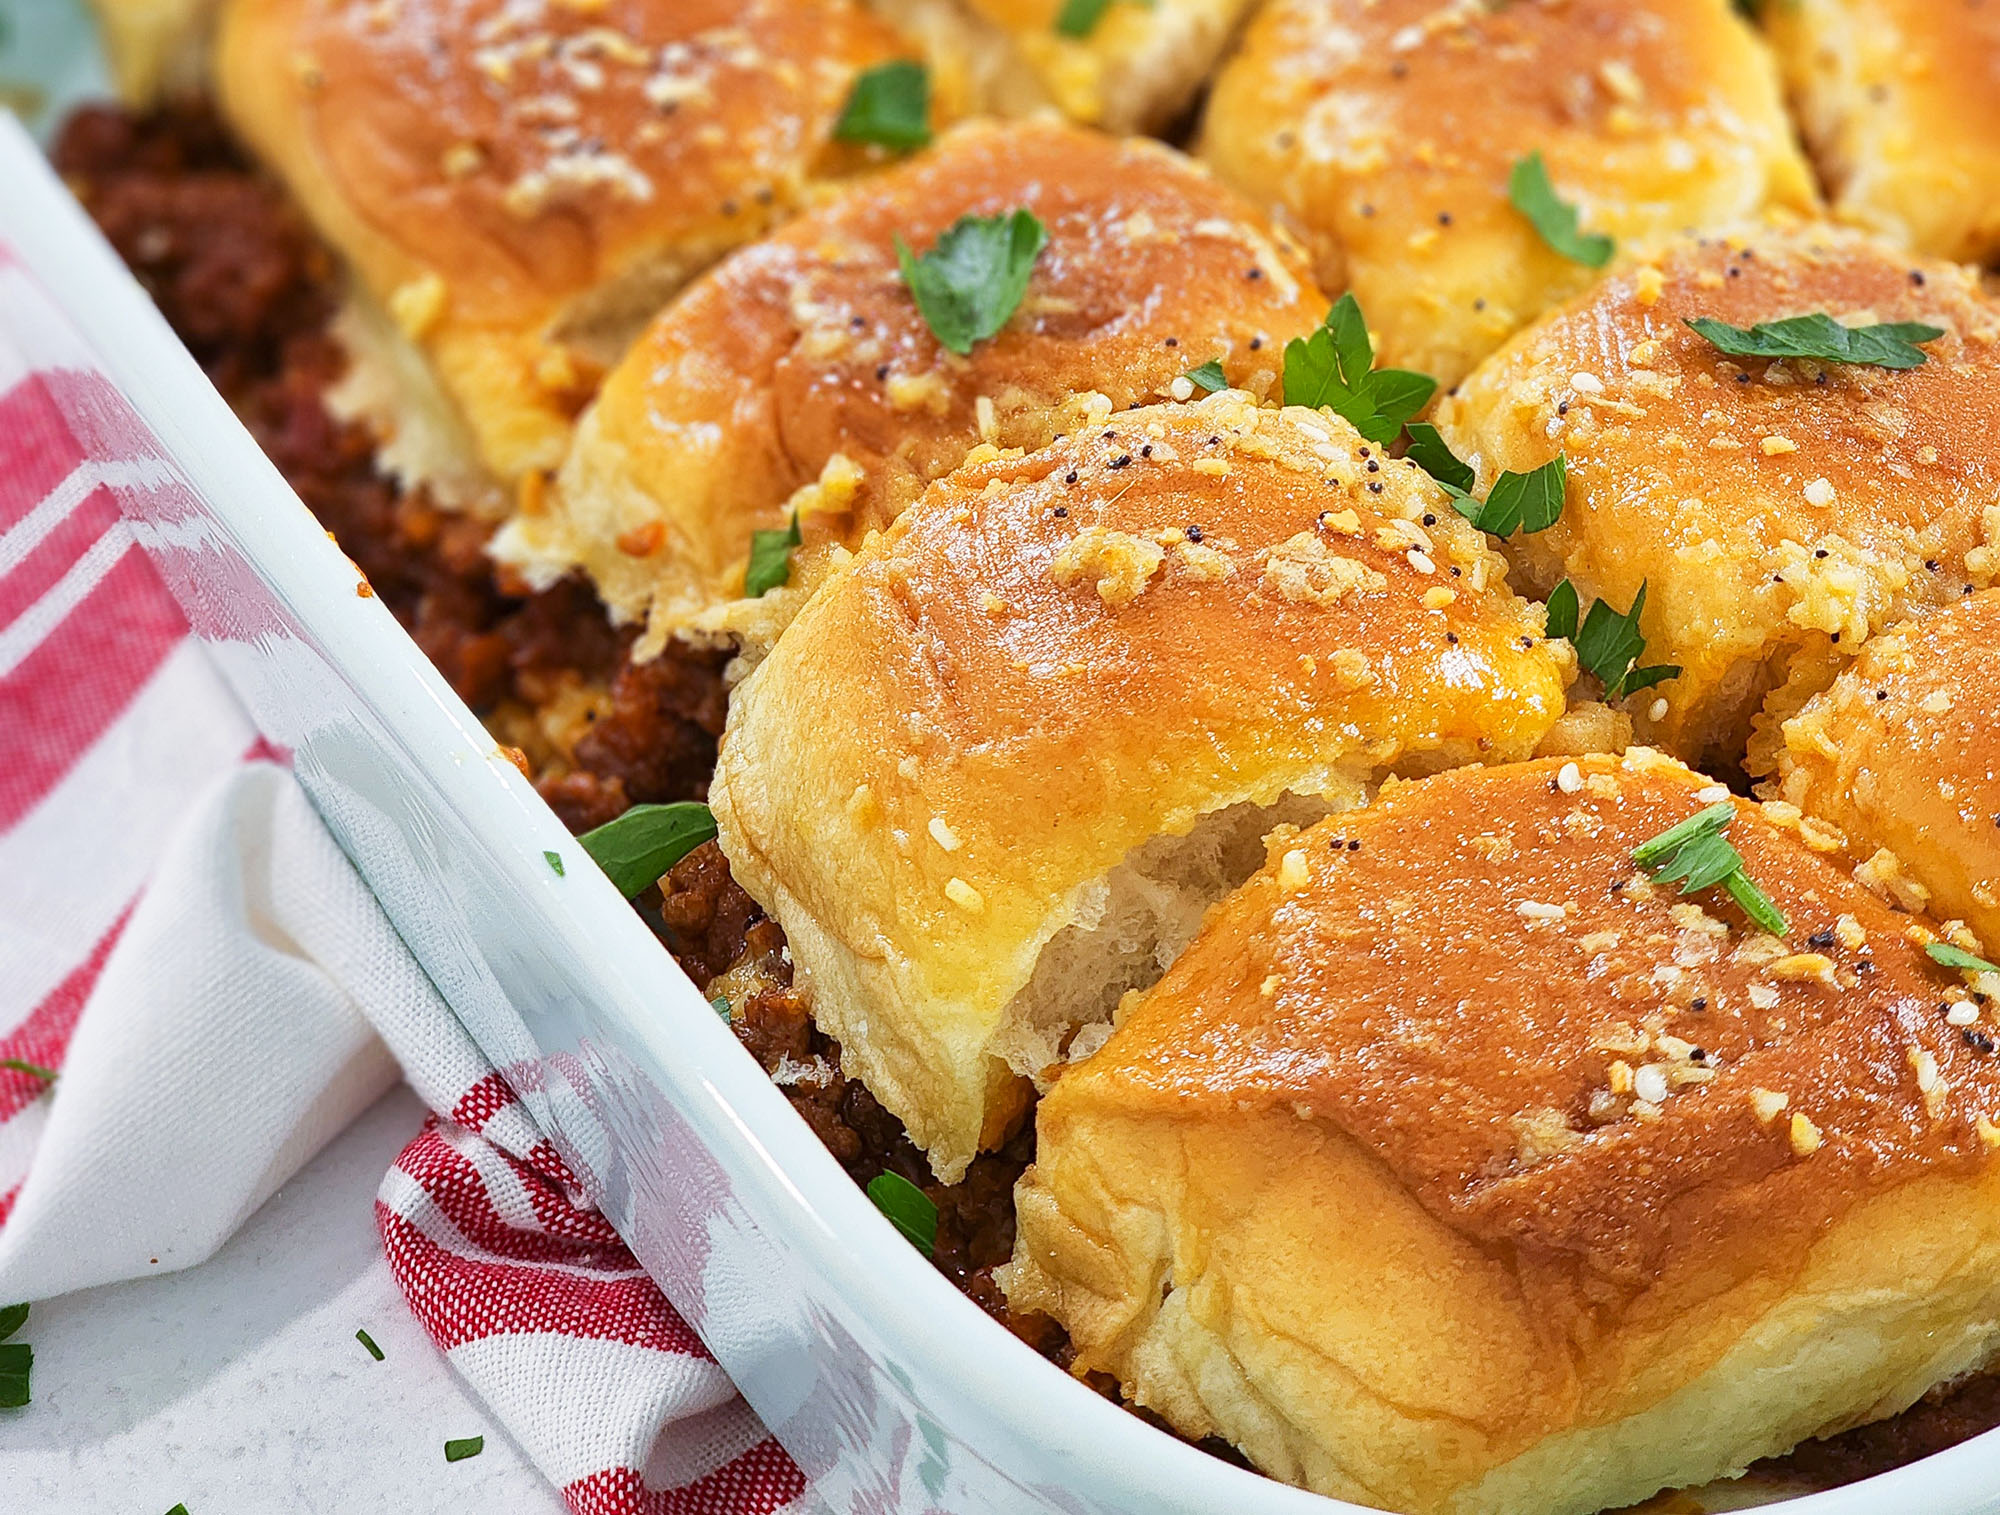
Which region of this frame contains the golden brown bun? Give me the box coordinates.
[1772,590,2000,949]
[1008,750,2000,1515]
[1198,0,1816,388]
[1767,0,2000,265]
[952,0,1254,134]
[500,119,1327,649]
[215,0,919,498]
[1435,223,2000,775]
[88,0,217,103]
[711,393,1572,1179]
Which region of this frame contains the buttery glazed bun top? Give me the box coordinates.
[1198,0,1815,388]
[1769,0,2000,265]
[501,119,1327,650]
[1062,751,1987,1234]
[216,0,918,491]
[1773,590,2000,950]
[712,393,1572,1179]
[1436,224,2000,775]
[1013,750,2000,1515]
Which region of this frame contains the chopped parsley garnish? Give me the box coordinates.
[355,1328,384,1361]
[445,1436,485,1463]
[1685,313,1945,371]
[1633,802,1788,937]
[1403,422,1475,493]
[1281,293,1436,446]
[1509,152,1614,269]
[1183,359,1227,394]
[709,995,733,1023]
[1928,942,2000,975]
[0,1302,28,1408]
[1546,577,1679,697]
[865,1171,938,1257]
[895,209,1048,356]
[1449,455,1568,537]
[166,1507,190,1515]
[744,510,801,598]
[833,60,931,151]
[578,802,717,899]
[0,1058,54,1083]
[542,850,564,877]
[0,1341,29,1409]
[1056,0,1152,36]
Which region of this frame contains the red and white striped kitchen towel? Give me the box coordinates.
[0,249,807,1511]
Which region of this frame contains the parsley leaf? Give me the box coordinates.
[834,60,931,151]
[1551,578,1680,697]
[1928,942,2000,975]
[1634,803,1788,937]
[1448,455,1568,537]
[865,1171,938,1257]
[1056,0,1152,36]
[542,850,564,877]
[1685,313,1945,371]
[744,510,801,598]
[579,802,717,898]
[166,1507,191,1515]
[1183,359,1227,394]
[1404,422,1475,493]
[355,1327,384,1360]
[1509,152,1614,269]
[0,1304,25,1341]
[445,1436,484,1463]
[1544,578,1579,641]
[1281,293,1437,446]
[0,1058,54,1083]
[0,1340,30,1408]
[895,209,1048,356]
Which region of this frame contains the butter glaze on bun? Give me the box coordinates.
[1198,0,1815,389]
[216,0,919,504]
[1773,589,2000,951]
[711,393,1571,1179]
[1767,0,2000,265]
[1008,750,2000,1515]
[1436,223,2000,775]
[498,119,1327,651]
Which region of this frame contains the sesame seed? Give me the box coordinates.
[1278,848,1310,892]
[1649,698,1669,722]
[1949,1000,1981,1026]
[1516,901,1567,921]
[1634,1064,1670,1104]
[944,877,984,913]
[1695,784,1730,803]
[1556,762,1583,794]
[1803,478,1836,507]
[928,817,960,852]
[1408,550,1437,574]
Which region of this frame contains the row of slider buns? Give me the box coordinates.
[131,1,2000,1512]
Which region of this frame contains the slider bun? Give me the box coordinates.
[88,0,217,104]
[948,0,1257,135]
[1008,750,2000,1515]
[215,0,919,504]
[711,393,1572,1179]
[1435,224,2000,775]
[1768,0,2000,265]
[501,119,1325,650]
[1198,0,1815,389]
[1773,589,2000,948]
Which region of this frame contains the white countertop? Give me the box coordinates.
[0,1085,568,1514]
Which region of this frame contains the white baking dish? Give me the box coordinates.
[6,100,2000,1515]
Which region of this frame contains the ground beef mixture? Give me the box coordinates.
[52,98,2000,1504]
